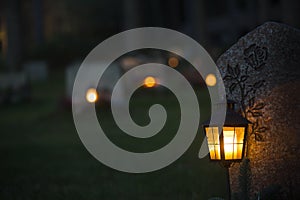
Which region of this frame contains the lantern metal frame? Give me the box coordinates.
[202,101,250,199]
[203,101,249,165]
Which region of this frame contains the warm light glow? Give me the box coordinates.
[168,57,179,68]
[223,130,235,160]
[144,76,156,88]
[205,126,245,160]
[223,127,245,160]
[205,74,217,86]
[206,127,221,160]
[86,88,98,103]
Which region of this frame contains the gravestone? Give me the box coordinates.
[23,61,48,81]
[121,55,184,91]
[0,72,30,103]
[217,22,300,199]
[65,62,80,100]
[66,61,126,111]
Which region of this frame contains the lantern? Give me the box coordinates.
[203,101,249,163]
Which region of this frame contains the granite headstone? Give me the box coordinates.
[217,22,300,199]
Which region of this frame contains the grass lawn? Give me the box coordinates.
[0,70,229,200]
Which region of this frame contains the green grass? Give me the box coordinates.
[0,71,229,200]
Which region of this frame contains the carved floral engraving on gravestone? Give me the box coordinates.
[217,22,300,199]
[223,43,269,141]
[223,44,269,141]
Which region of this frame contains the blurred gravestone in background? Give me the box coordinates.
[23,61,48,81]
[0,72,30,104]
[65,61,125,111]
[217,22,300,199]
[65,61,80,101]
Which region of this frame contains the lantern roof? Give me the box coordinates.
[203,108,250,127]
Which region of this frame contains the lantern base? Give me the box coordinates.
[220,160,234,168]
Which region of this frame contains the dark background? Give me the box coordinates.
[0,0,299,199]
[0,0,299,70]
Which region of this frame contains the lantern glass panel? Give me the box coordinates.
[205,127,221,160]
[223,127,245,160]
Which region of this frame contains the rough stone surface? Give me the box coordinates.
[216,22,300,199]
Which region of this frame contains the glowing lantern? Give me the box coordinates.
[203,101,249,162]
[86,88,98,103]
[144,76,156,88]
[203,101,249,199]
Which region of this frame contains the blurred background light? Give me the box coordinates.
[86,88,98,103]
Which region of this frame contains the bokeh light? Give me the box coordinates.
[205,74,217,87]
[168,57,179,68]
[144,76,156,88]
[86,88,98,103]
